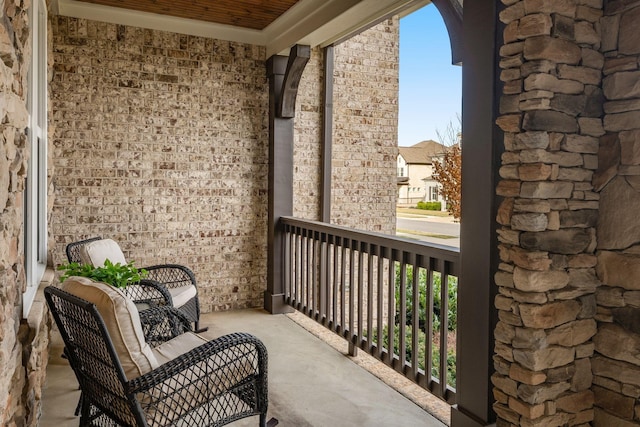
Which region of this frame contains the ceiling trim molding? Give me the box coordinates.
[52,0,438,57]
[53,0,265,44]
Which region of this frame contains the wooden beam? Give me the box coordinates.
[265,45,310,313]
[432,0,463,65]
[278,45,311,118]
[450,0,501,425]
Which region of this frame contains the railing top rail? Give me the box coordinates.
[280,216,460,267]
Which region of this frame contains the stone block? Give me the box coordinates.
[523,110,579,133]
[546,319,597,347]
[500,165,520,180]
[581,48,604,71]
[594,323,640,366]
[562,134,599,153]
[583,85,604,117]
[552,13,575,40]
[557,64,601,86]
[497,114,523,132]
[496,320,517,343]
[501,41,525,57]
[493,372,520,397]
[600,14,620,53]
[504,287,549,304]
[510,363,547,385]
[500,2,526,24]
[596,286,626,307]
[619,130,640,165]
[509,246,552,270]
[519,163,552,181]
[550,94,587,116]
[514,131,550,150]
[571,358,593,392]
[494,402,521,425]
[520,181,574,199]
[514,199,551,213]
[497,179,522,197]
[517,13,553,38]
[513,267,569,292]
[547,364,577,383]
[603,57,639,76]
[524,0,577,18]
[604,71,640,101]
[593,385,636,420]
[520,228,592,254]
[521,59,556,77]
[523,36,581,64]
[574,21,599,45]
[520,300,580,329]
[597,177,640,250]
[509,396,546,419]
[592,133,620,192]
[593,408,638,427]
[592,356,640,387]
[577,118,605,137]
[557,168,593,182]
[568,254,597,268]
[511,213,549,231]
[619,5,640,55]
[524,73,584,95]
[496,270,516,288]
[606,110,640,132]
[517,381,572,404]
[498,197,515,225]
[559,209,597,228]
[556,390,594,413]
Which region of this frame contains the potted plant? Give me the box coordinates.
[58,259,148,289]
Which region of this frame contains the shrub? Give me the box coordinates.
[416,201,442,211]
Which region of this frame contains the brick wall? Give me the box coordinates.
[51,18,270,311]
[332,18,400,234]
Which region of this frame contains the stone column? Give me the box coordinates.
[494,1,602,425]
[593,2,640,425]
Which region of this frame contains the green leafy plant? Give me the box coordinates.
[58,259,148,289]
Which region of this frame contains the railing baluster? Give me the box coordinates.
[376,247,385,359]
[366,244,374,352]
[398,255,407,374]
[387,252,396,366]
[357,242,364,350]
[348,239,356,356]
[332,236,339,332]
[439,259,449,399]
[278,217,459,402]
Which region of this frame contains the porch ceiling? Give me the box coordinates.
[51,0,431,56]
[72,0,301,30]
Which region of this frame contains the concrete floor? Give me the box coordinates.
[41,309,447,427]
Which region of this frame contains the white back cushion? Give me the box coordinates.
[80,238,128,267]
[61,276,159,380]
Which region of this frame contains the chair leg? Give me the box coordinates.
[266,418,279,427]
[194,321,208,333]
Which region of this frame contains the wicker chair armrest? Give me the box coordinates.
[129,333,267,425]
[126,279,173,307]
[131,332,266,389]
[144,264,197,289]
[139,306,193,347]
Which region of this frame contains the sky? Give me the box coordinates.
[398,4,462,147]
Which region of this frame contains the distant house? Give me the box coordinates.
[397,140,447,207]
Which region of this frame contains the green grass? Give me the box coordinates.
[396,229,457,239]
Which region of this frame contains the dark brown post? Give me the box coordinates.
[265,45,310,314]
[450,0,501,426]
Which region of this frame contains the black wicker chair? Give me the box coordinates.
[66,237,206,332]
[45,280,274,427]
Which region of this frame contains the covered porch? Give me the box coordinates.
[42,308,449,426]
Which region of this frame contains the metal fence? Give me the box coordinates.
[280,216,460,403]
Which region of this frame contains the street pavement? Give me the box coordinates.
[396,212,460,248]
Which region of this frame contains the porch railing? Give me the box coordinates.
[280,216,460,403]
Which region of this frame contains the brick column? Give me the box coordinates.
[494,1,603,425]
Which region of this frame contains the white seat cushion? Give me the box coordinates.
[152,332,208,366]
[61,276,159,380]
[80,238,128,267]
[168,285,198,308]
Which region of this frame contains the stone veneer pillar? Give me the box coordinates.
[592,1,640,425]
[494,1,603,425]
